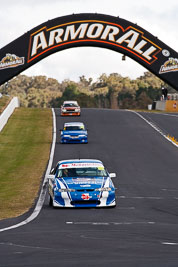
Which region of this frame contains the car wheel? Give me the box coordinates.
[49,195,53,207]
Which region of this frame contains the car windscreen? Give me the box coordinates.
[64,126,84,131]
[57,167,108,178]
[63,103,78,107]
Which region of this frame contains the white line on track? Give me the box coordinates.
[0,108,56,233]
[162,242,178,246]
[118,196,178,200]
[117,207,135,209]
[118,196,164,199]
[162,188,178,192]
[157,113,178,118]
[143,112,178,118]
[66,221,156,225]
[129,110,178,148]
[0,242,53,250]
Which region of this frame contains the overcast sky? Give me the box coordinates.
[0,0,178,82]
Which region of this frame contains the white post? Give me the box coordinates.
[0,97,20,132]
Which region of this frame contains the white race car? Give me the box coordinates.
[60,101,81,116]
[48,159,116,208]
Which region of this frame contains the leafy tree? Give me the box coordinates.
[137,91,152,109]
[62,83,79,99]
[0,71,174,110]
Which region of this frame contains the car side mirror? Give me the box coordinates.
[109,173,116,178]
[50,168,55,174]
[48,174,55,182]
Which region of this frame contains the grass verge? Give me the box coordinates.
[0,96,12,114]
[0,107,52,220]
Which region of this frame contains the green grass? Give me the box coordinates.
[0,107,52,219]
[0,96,11,114]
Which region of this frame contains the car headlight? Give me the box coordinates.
[79,135,86,137]
[62,109,66,112]
[75,108,80,111]
[63,135,70,137]
[95,187,112,192]
[58,188,75,192]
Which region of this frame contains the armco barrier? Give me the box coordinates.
[0,97,20,132]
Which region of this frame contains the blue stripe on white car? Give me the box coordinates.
[54,179,72,207]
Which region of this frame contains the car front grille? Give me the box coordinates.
[71,200,100,205]
[66,109,76,112]
[76,189,95,192]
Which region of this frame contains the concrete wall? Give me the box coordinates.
[0,97,20,132]
[155,100,178,112]
[155,101,166,111]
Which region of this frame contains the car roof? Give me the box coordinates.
[64,122,84,127]
[63,101,78,104]
[57,159,103,165]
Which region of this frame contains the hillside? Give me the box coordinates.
[0,72,176,109]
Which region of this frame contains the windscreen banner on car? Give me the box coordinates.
[60,162,104,169]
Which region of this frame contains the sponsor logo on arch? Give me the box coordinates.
[28,20,162,65]
[0,53,24,70]
[159,57,178,74]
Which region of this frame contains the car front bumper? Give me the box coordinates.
[52,190,116,208]
[61,137,88,143]
[61,112,80,116]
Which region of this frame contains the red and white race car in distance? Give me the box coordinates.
[61,101,81,116]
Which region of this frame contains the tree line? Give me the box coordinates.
[0,72,176,109]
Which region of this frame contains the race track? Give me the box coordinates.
[1,108,178,267]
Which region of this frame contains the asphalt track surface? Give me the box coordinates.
[1,108,178,267]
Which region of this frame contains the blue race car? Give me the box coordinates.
[48,159,116,208]
[60,122,88,144]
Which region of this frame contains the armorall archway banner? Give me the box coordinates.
[1,13,178,90]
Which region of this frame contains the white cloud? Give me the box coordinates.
[23,47,147,82]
